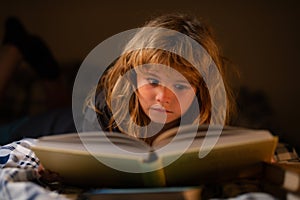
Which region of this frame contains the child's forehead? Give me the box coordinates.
[136,64,191,81]
[136,63,186,73]
[137,64,178,74]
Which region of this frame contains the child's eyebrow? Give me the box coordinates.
[175,80,190,84]
[145,71,190,84]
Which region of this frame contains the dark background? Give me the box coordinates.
[0,0,299,150]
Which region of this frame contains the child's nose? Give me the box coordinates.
[155,86,173,104]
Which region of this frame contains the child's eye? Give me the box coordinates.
[147,78,160,86]
[174,84,189,90]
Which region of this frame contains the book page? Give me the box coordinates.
[31,132,165,187]
[149,126,278,186]
[34,132,152,155]
[32,145,153,187]
[152,124,243,150]
[161,138,276,186]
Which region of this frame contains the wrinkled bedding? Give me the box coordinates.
[0,139,68,200]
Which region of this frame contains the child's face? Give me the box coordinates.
[136,65,197,124]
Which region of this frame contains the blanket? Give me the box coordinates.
[0,139,69,200]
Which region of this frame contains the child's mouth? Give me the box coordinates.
[150,106,172,113]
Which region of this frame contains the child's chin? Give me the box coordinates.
[149,117,172,124]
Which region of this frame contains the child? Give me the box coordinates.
[85,13,235,144]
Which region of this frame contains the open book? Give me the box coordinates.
[31,125,278,187]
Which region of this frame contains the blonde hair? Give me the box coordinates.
[88,13,235,138]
